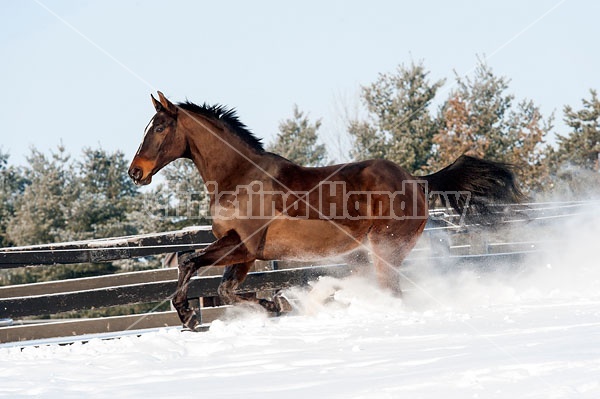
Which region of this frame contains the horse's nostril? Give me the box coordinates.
[129,166,143,181]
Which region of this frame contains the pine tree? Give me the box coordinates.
[347,120,388,161]
[555,89,600,170]
[0,150,27,247]
[545,90,600,197]
[348,61,444,172]
[6,146,77,245]
[151,158,211,231]
[268,105,327,167]
[70,148,140,239]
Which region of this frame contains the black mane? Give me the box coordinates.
[177,101,264,152]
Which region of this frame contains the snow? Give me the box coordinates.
[1,214,600,398]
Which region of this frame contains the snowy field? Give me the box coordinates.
[1,212,600,398]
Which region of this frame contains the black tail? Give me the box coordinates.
[422,155,526,224]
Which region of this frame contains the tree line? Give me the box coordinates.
[271,61,599,197]
[346,61,600,197]
[1,60,599,286]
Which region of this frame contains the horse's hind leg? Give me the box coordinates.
[368,219,427,296]
[369,244,407,296]
[218,262,254,305]
[218,262,292,313]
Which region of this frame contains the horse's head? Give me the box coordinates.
[128,91,187,185]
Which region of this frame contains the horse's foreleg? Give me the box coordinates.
[173,230,253,330]
[218,262,292,313]
[173,262,201,328]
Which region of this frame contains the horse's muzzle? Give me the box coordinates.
[128,165,152,185]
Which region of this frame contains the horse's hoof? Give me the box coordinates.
[274,293,293,313]
[183,313,199,331]
[182,324,206,333]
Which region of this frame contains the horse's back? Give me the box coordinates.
[268,157,414,191]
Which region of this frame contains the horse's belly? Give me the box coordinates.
[260,219,365,260]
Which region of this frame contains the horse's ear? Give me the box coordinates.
[151,93,162,112]
[157,91,178,115]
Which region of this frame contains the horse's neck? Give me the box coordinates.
[182,117,264,185]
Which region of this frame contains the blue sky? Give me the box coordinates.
[1,0,598,166]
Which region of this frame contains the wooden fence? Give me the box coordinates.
[0,227,364,344]
[1,201,596,345]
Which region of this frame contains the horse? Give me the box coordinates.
[129,91,524,330]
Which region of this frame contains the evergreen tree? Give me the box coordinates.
[268,105,327,167]
[0,150,27,247]
[429,62,552,192]
[555,89,600,170]
[70,148,140,239]
[5,146,143,245]
[6,146,77,245]
[348,61,444,172]
[150,158,210,231]
[545,90,600,197]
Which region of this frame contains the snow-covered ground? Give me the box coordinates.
[1,212,600,398]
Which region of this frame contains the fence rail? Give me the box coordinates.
[0,264,357,320]
[0,227,214,268]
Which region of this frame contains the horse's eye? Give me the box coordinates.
[155,126,165,133]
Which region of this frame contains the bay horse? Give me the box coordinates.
[129,91,523,330]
